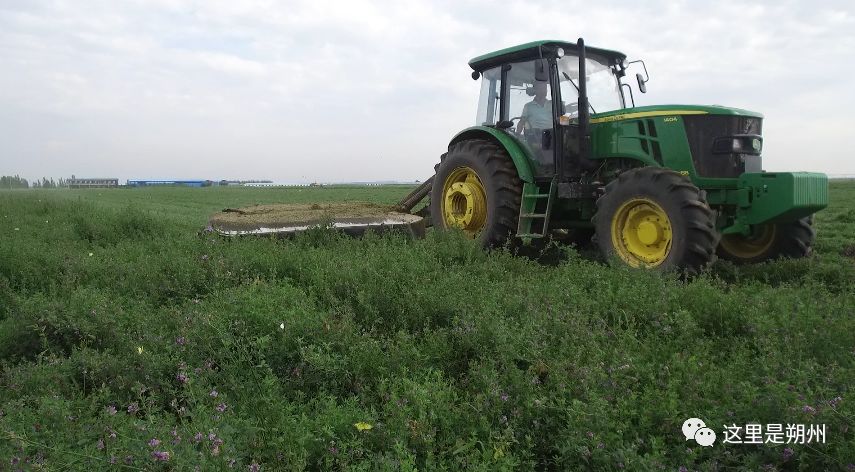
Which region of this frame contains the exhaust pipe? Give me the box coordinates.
[577,37,590,161]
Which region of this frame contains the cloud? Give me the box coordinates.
[1,0,853,183]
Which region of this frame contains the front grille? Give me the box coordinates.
[683,115,763,178]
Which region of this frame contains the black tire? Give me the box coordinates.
[430,139,522,248]
[717,216,815,264]
[593,167,718,273]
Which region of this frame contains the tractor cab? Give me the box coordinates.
[470,40,628,180]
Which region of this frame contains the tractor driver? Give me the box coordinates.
[515,80,552,135]
[516,79,553,169]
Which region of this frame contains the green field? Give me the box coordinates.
[1,183,854,470]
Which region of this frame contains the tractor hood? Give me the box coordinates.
[590,104,763,124]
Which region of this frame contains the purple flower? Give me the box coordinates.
[586,431,594,439]
[201,254,209,261]
[679,467,688,472]
[597,442,604,449]
[210,389,219,398]
[127,402,139,414]
[124,455,134,465]
[782,447,794,460]
[228,459,236,468]
[109,456,117,464]
[11,457,20,466]
[216,403,228,412]
[194,432,203,443]
[176,336,186,345]
[204,225,214,233]
[500,393,509,402]
[106,405,117,416]
[171,428,179,437]
[830,396,843,408]
[802,405,816,414]
[249,463,260,472]
[151,450,170,462]
[208,432,217,441]
[148,438,161,447]
[846,464,855,471]
[177,373,188,384]
[329,446,338,454]
[97,438,105,450]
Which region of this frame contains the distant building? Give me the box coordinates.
[68,177,119,189]
[127,180,211,188]
[218,180,274,186]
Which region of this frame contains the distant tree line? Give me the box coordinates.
[31,177,65,188]
[0,176,71,189]
[0,175,30,189]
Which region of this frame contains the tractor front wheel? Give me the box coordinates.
[717,217,815,264]
[594,167,718,273]
[430,139,522,248]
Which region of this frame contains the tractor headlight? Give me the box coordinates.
[555,47,565,58]
[713,135,762,155]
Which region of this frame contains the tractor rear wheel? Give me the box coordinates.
[593,167,718,273]
[717,217,815,264]
[430,139,522,248]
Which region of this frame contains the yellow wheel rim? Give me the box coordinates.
[611,197,672,267]
[441,167,487,237]
[719,225,776,259]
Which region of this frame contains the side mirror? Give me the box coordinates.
[471,70,480,80]
[534,59,548,82]
[636,73,647,93]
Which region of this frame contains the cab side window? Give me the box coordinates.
[475,67,501,126]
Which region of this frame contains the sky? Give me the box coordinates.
[1,0,854,184]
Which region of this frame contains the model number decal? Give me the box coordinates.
[663,117,679,123]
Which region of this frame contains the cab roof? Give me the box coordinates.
[468,39,627,72]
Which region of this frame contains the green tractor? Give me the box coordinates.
[400,39,828,272]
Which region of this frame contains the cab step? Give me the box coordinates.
[516,178,556,240]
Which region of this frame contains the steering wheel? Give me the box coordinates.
[509,116,524,134]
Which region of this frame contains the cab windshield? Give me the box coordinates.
[557,54,623,115]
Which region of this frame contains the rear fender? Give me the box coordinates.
[449,127,535,183]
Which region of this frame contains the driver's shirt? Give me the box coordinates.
[521,99,552,129]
